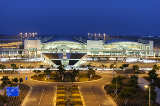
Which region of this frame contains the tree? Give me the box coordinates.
[119,87,136,98]
[123,64,129,67]
[152,64,159,71]
[105,83,120,94]
[101,64,105,69]
[132,65,139,74]
[33,70,41,75]
[122,64,129,68]
[11,64,18,73]
[57,65,66,81]
[19,78,23,83]
[1,76,10,86]
[88,67,95,79]
[120,64,129,71]
[128,75,138,87]
[0,64,6,73]
[72,69,79,81]
[12,78,19,83]
[44,68,52,78]
[148,69,158,82]
[40,65,44,68]
[110,64,116,69]
[112,75,125,85]
[119,66,124,70]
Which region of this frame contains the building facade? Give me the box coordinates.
[0,37,156,67]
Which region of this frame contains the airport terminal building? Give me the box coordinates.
[0,34,156,67]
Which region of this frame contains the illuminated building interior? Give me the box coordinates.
[0,34,157,68]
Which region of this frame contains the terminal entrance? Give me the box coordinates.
[42,51,86,67]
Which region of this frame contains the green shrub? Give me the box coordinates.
[119,87,136,98]
[112,75,126,85]
[104,84,120,94]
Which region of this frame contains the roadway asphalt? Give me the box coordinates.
[79,73,115,106]
[22,85,55,106]
[0,72,116,106]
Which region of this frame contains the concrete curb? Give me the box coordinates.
[102,83,117,106]
[53,86,57,106]
[30,77,103,84]
[78,86,86,106]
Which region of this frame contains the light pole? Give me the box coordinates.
[112,63,118,97]
[144,85,151,106]
[112,64,116,78]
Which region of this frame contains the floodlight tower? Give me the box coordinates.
[88,33,90,38]
[34,32,38,39]
[19,32,23,41]
[94,33,97,40]
[24,33,28,39]
[103,33,106,41]
[98,33,101,40]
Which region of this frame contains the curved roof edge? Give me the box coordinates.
[42,40,86,45]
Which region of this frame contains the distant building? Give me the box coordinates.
[87,40,104,49]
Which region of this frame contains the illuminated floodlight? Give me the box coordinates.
[144,85,149,89]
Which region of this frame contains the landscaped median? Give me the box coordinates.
[55,85,84,106]
[31,71,101,83]
[104,75,149,106]
[143,64,160,104]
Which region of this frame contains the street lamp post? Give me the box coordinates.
[112,64,116,78]
[112,64,118,97]
[144,85,151,106]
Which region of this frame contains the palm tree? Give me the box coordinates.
[120,64,129,71]
[0,64,6,73]
[148,69,158,83]
[148,65,159,84]
[44,68,52,79]
[57,65,66,81]
[110,64,115,69]
[1,76,10,86]
[19,78,23,83]
[101,64,106,70]
[88,67,95,79]
[152,64,159,71]
[11,64,18,73]
[132,65,139,74]
[12,78,19,84]
[72,69,79,81]
[33,70,41,76]
[39,65,44,68]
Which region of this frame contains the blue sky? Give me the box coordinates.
[0,0,160,35]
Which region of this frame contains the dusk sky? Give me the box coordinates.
[0,0,160,35]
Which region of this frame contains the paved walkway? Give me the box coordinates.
[137,77,150,90]
[138,77,160,105]
[155,87,160,104]
[80,85,115,106]
[79,73,117,106]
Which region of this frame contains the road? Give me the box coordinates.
[79,73,115,106]
[0,73,57,106]
[0,72,116,106]
[22,84,55,106]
